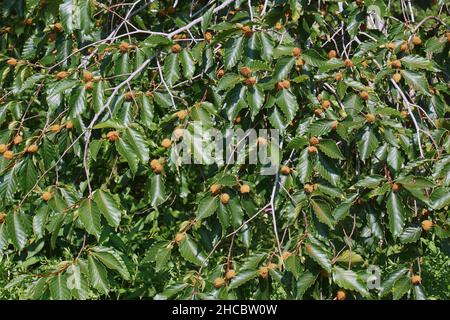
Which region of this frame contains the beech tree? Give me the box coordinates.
[0,0,449,300]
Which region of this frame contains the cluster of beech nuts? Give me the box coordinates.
[171,44,182,54]
[239,66,256,86]
[204,32,213,42]
[42,191,52,201]
[258,254,287,279]
[276,80,291,90]
[0,212,6,224]
[150,159,165,174]
[209,182,251,204]
[213,268,238,289]
[328,50,337,59]
[411,274,422,285]
[0,119,74,160]
[391,182,401,192]
[82,70,95,90]
[365,113,376,123]
[106,131,120,142]
[281,165,291,175]
[421,220,433,231]
[174,232,185,244]
[336,290,346,300]
[176,109,189,121]
[241,25,253,38]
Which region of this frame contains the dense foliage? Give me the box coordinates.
[0,0,449,300]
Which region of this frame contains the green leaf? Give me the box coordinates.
[258,33,273,61]
[19,74,46,93]
[315,184,344,199]
[32,207,48,238]
[344,79,370,91]
[201,6,214,33]
[431,94,446,118]
[21,36,38,60]
[59,0,77,34]
[357,127,379,161]
[387,192,406,238]
[244,32,259,60]
[429,187,450,210]
[155,246,172,272]
[90,246,130,280]
[0,162,19,201]
[218,73,241,91]
[115,52,130,76]
[164,53,180,87]
[154,283,189,300]
[148,174,166,207]
[297,148,313,184]
[317,140,345,160]
[144,35,173,48]
[93,189,122,228]
[66,264,88,299]
[228,270,258,289]
[413,285,426,300]
[179,235,207,266]
[333,202,352,222]
[387,147,403,172]
[49,273,70,300]
[335,250,364,265]
[273,57,295,80]
[287,137,308,150]
[240,253,266,271]
[295,271,317,299]
[399,226,422,244]
[196,196,219,220]
[124,127,149,164]
[217,202,230,232]
[0,222,8,249]
[400,70,430,95]
[315,154,341,186]
[224,84,246,121]
[318,58,344,72]
[46,80,78,110]
[79,0,94,33]
[392,276,412,300]
[140,94,154,125]
[401,55,436,71]
[305,241,332,272]
[78,198,101,238]
[28,278,48,300]
[379,268,409,297]
[355,175,385,188]
[68,86,86,118]
[19,159,38,192]
[301,49,326,67]
[87,255,109,293]
[332,267,369,296]
[268,107,286,130]
[308,120,336,137]
[115,138,139,174]
[228,197,244,228]
[285,255,301,278]
[310,199,335,229]
[276,89,297,122]
[7,212,27,250]
[247,85,265,118]
[343,93,363,115]
[180,50,195,79]
[93,81,105,113]
[224,36,244,69]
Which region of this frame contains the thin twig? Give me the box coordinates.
[390,79,424,158]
